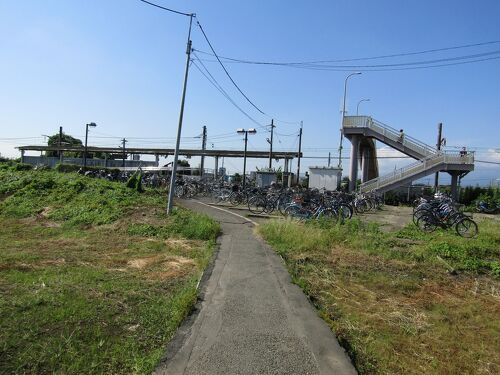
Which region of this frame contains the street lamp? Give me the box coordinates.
[83,122,96,170]
[339,72,361,168]
[237,128,257,188]
[356,98,370,115]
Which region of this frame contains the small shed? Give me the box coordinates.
[256,171,277,188]
[308,166,342,191]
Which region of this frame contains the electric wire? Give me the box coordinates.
[194,19,300,125]
[195,55,500,72]
[195,21,267,116]
[191,55,266,129]
[192,39,500,65]
[137,0,192,17]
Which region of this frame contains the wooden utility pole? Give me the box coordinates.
[121,138,128,168]
[167,14,194,215]
[58,126,63,163]
[200,125,207,177]
[268,119,275,169]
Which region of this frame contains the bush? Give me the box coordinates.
[55,163,81,173]
[126,171,144,192]
[0,169,156,226]
[13,163,33,171]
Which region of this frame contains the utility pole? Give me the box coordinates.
[237,128,257,189]
[434,122,443,192]
[58,126,63,164]
[121,138,128,168]
[200,125,207,178]
[267,119,275,169]
[167,14,194,215]
[243,131,249,188]
[296,121,303,185]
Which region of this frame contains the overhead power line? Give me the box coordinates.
[302,50,500,69]
[196,55,500,72]
[195,20,267,116]
[191,57,266,129]
[137,0,192,17]
[193,38,500,65]
[194,19,300,125]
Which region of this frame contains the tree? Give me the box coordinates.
[46,133,83,157]
[233,173,242,183]
[46,132,106,159]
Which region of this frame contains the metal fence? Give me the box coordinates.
[22,156,158,169]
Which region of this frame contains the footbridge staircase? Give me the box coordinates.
[342,116,474,198]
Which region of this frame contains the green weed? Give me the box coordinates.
[259,217,500,374]
[0,168,220,374]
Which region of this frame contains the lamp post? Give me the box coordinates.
[237,128,257,188]
[356,98,370,115]
[338,72,361,168]
[83,122,96,170]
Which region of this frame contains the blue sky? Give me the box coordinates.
[0,0,499,185]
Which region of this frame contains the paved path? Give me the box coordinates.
[155,200,356,375]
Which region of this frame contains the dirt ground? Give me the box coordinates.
[358,205,499,232]
[204,200,499,232]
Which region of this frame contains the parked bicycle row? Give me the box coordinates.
[171,179,384,222]
[70,167,480,237]
[413,194,478,238]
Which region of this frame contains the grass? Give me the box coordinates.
[0,167,220,374]
[259,217,500,375]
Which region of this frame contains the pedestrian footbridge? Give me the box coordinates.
[342,116,474,198]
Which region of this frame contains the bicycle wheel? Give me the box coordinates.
[339,203,353,220]
[416,214,437,233]
[248,196,266,214]
[455,217,478,238]
[229,192,242,206]
[174,185,184,198]
[355,200,368,213]
[285,205,304,220]
[318,208,340,223]
[277,196,292,216]
[413,208,430,226]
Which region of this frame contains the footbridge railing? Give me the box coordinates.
[343,116,437,159]
[359,151,474,192]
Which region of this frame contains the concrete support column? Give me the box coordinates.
[104,153,108,168]
[349,135,359,192]
[21,150,25,164]
[284,158,289,186]
[450,172,460,201]
[361,147,370,183]
[214,156,219,179]
[155,154,159,167]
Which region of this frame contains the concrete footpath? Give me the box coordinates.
[155,200,356,375]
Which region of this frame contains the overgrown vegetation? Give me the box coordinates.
[259,218,500,374]
[0,167,159,226]
[0,166,220,374]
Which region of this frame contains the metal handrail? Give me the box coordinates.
[359,151,474,192]
[343,116,436,157]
